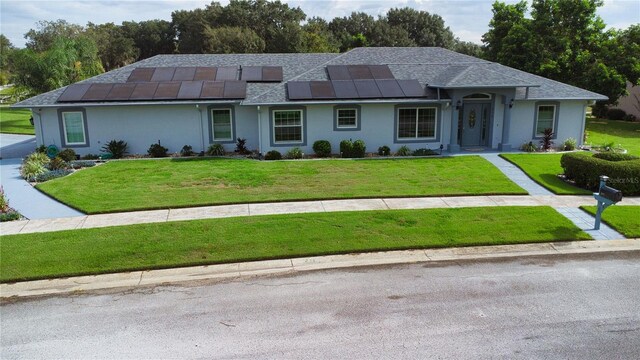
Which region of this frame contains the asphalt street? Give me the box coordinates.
[2,252,639,359]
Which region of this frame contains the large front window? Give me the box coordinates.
[273,110,303,143]
[535,105,556,136]
[211,109,233,141]
[397,107,436,139]
[62,111,86,145]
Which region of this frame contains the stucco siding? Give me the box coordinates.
[509,100,586,148]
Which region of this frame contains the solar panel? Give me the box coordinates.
[200,81,225,98]
[172,67,197,81]
[376,79,404,98]
[369,65,394,80]
[309,81,336,99]
[150,67,176,82]
[326,65,351,80]
[331,80,359,99]
[105,83,136,101]
[216,66,238,81]
[130,83,159,100]
[57,84,92,102]
[348,65,373,80]
[287,82,312,100]
[397,80,425,97]
[262,66,283,82]
[222,81,247,99]
[354,80,381,98]
[241,66,262,81]
[177,81,204,100]
[127,68,155,82]
[81,83,113,101]
[194,67,217,81]
[154,82,181,99]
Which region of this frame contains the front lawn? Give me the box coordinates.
[586,118,640,155]
[0,105,34,135]
[37,156,526,214]
[0,206,590,282]
[499,153,591,195]
[580,206,640,238]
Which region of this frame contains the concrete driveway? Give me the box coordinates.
[0,134,35,160]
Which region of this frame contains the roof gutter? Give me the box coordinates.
[11,100,241,109]
[241,98,449,106]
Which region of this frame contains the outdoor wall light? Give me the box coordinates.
[508,99,514,108]
[455,100,462,110]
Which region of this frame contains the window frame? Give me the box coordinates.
[394,105,439,143]
[334,105,361,131]
[270,107,307,146]
[533,101,559,139]
[207,105,236,144]
[57,108,89,148]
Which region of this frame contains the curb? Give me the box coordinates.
[2,239,639,299]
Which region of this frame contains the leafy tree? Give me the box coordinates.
[0,35,14,85]
[172,7,216,54]
[24,19,84,52]
[86,22,139,71]
[482,1,528,61]
[122,20,175,59]
[203,26,265,53]
[329,12,377,51]
[386,7,456,48]
[454,40,483,58]
[301,17,339,53]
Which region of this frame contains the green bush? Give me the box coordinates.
[264,150,282,160]
[82,154,100,160]
[593,153,639,162]
[235,138,250,154]
[57,148,77,162]
[312,140,332,157]
[352,140,366,158]
[412,148,438,156]
[207,143,225,156]
[562,138,577,151]
[25,151,50,166]
[540,128,554,151]
[20,161,48,181]
[396,145,411,156]
[101,140,128,159]
[561,152,640,195]
[47,157,68,170]
[35,145,47,154]
[286,147,304,159]
[35,169,73,182]
[340,139,353,158]
[606,108,626,120]
[378,145,391,156]
[70,160,97,169]
[0,186,9,213]
[0,211,21,222]
[147,143,169,158]
[181,145,195,156]
[520,142,538,152]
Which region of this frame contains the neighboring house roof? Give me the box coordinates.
[13,47,607,108]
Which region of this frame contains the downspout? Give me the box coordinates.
[197,104,205,153]
[257,106,262,155]
[35,108,44,146]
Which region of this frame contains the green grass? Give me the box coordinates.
[499,153,591,195]
[580,206,640,238]
[0,105,34,135]
[37,156,526,214]
[586,118,640,155]
[0,206,591,282]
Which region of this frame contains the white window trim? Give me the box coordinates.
[397,107,438,140]
[535,104,556,136]
[62,111,87,145]
[336,108,358,129]
[211,108,234,141]
[272,109,304,144]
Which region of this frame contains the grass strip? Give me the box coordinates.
[0,105,34,135]
[37,156,526,214]
[580,206,640,238]
[0,206,591,283]
[500,153,591,195]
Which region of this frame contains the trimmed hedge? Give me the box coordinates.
[561,152,640,195]
[593,152,639,162]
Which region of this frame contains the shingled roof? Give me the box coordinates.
[13,47,606,108]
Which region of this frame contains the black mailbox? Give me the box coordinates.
[600,185,622,203]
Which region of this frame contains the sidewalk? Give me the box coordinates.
[2,238,638,299]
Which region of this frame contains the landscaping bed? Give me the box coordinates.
[580,206,640,238]
[0,206,591,282]
[36,156,526,214]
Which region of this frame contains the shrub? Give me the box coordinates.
[101,140,128,159]
[82,154,100,160]
[47,157,69,170]
[520,141,538,152]
[207,143,225,156]
[396,145,411,156]
[562,138,577,151]
[606,108,626,120]
[25,151,50,166]
[35,145,47,154]
[540,128,554,151]
[412,148,438,156]
[352,139,366,158]
[312,140,332,157]
[70,160,97,169]
[561,152,640,195]
[20,161,47,181]
[181,145,195,156]
[340,139,353,158]
[264,150,282,160]
[34,169,73,182]
[0,186,9,213]
[0,211,21,222]
[593,153,639,162]
[286,147,304,159]
[147,143,169,157]
[57,148,77,162]
[623,114,637,122]
[378,145,391,156]
[235,137,249,154]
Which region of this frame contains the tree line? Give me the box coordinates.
[1,0,637,108]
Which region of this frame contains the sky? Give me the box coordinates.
[1,0,639,48]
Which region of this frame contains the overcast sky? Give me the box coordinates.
[1,0,638,48]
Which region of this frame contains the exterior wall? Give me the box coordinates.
[509,100,587,148]
[610,81,639,119]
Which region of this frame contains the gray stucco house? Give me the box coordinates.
[14,47,607,156]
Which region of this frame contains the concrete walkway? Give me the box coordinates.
[478,153,553,196]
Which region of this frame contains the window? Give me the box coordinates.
[535,105,556,136]
[337,108,357,128]
[62,111,86,145]
[211,109,233,141]
[397,107,437,139]
[273,110,303,143]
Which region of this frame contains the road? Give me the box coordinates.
[2,252,639,359]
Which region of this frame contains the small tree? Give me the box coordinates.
[540,128,554,151]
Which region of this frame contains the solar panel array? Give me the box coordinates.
[126,67,239,82]
[287,79,427,100]
[240,66,283,82]
[326,65,395,80]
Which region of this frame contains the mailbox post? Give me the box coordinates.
[592,175,623,230]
